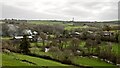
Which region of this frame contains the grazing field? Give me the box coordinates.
[2,53,68,66]
[74,57,115,67]
[28,20,64,25]
[2,53,31,66]
[0,53,2,66]
[1,37,12,40]
[111,43,120,55]
[64,26,82,30]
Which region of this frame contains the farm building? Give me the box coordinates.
[13,35,32,41]
[12,30,42,42]
[102,31,114,36]
[12,35,42,42]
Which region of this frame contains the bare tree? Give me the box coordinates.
[40,32,47,46]
[70,38,80,52]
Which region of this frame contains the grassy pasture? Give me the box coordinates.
[30,42,43,47]
[28,20,64,25]
[2,53,68,66]
[64,26,82,30]
[0,53,2,66]
[1,37,12,40]
[2,53,32,66]
[74,56,116,67]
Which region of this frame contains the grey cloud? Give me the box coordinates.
[15,2,33,7]
[2,4,44,19]
[1,1,118,21]
[48,2,118,20]
[66,2,117,12]
[62,7,92,18]
[118,1,120,20]
[2,4,67,20]
[95,6,118,20]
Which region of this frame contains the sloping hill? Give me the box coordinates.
[2,53,68,66]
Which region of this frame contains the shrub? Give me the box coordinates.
[50,47,74,64]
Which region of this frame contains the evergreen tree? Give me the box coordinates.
[20,35,30,54]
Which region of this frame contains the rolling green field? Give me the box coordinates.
[74,57,115,67]
[64,26,82,30]
[1,37,12,40]
[28,20,89,30]
[28,20,64,25]
[2,53,68,66]
[28,20,118,31]
[0,53,2,66]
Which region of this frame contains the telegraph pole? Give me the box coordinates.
[72,17,74,22]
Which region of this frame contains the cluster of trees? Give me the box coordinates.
[49,47,74,64]
[76,30,120,43]
[3,19,27,24]
[103,25,120,31]
[39,37,81,63]
[1,23,64,37]
[40,28,120,65]
[94,44,120,64]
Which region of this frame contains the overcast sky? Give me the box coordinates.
[1,0,119,21]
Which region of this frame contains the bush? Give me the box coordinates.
[2,40,20,52]
[50,48,74,64]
